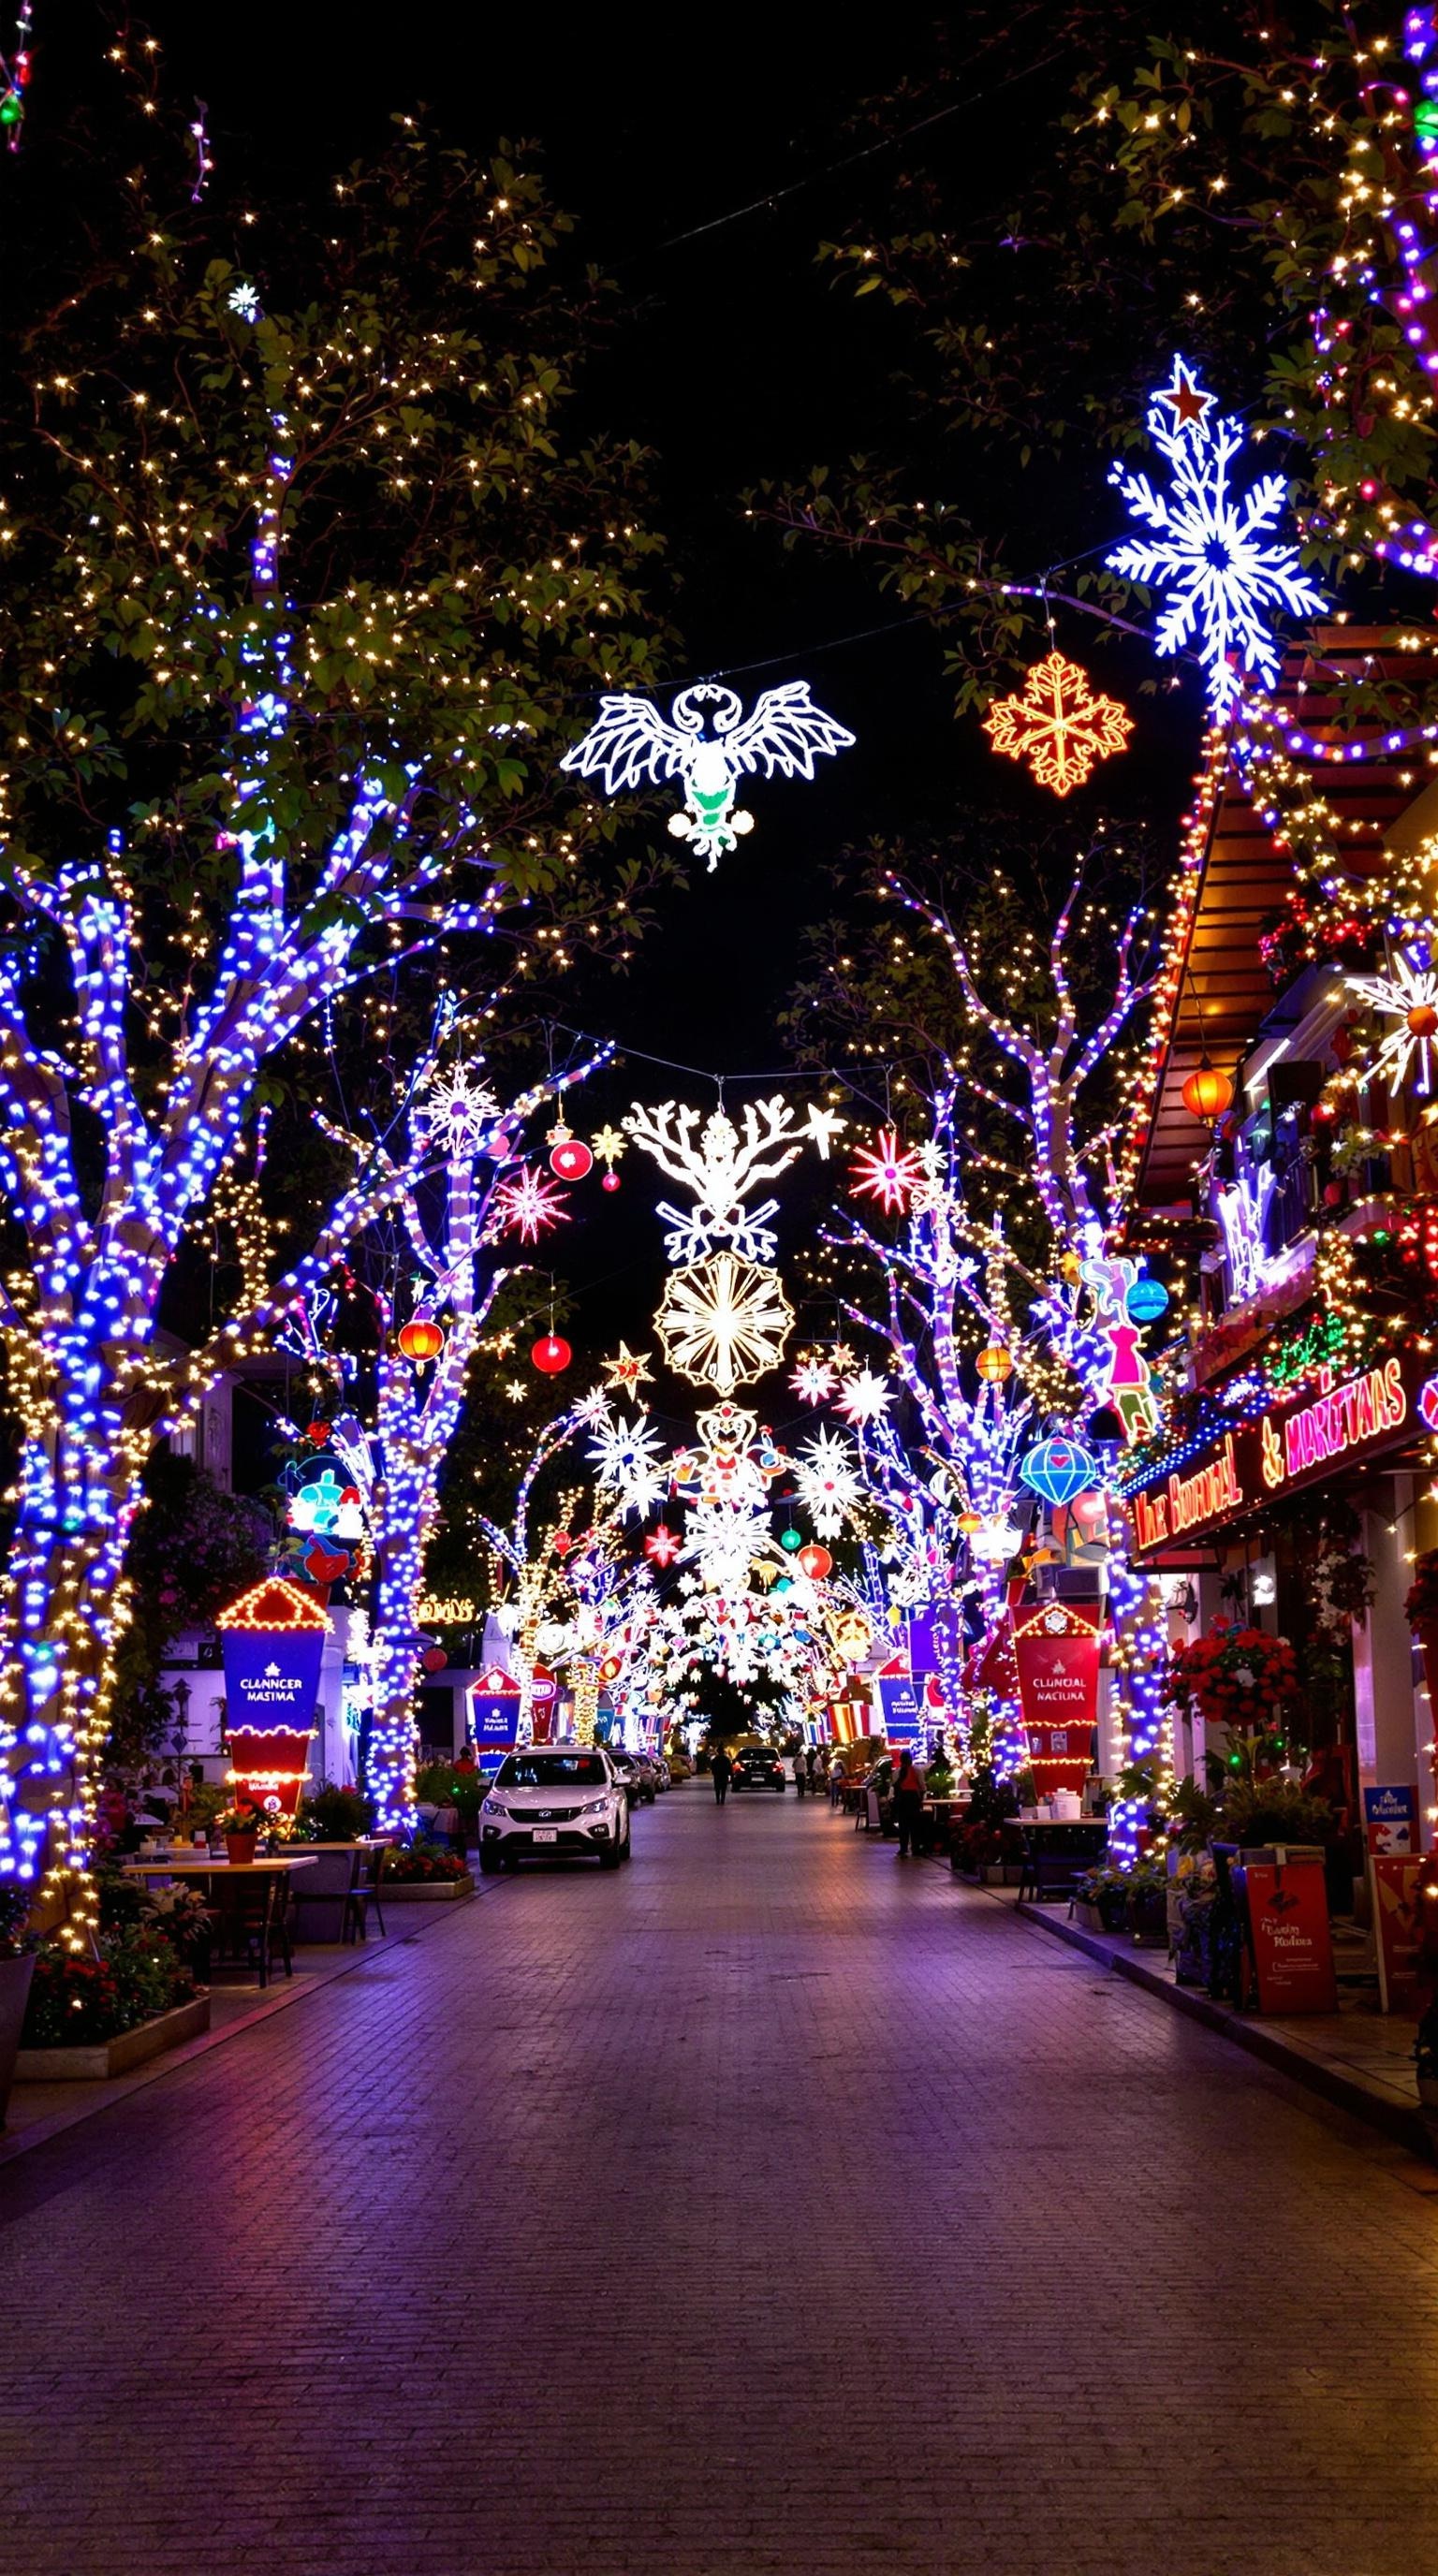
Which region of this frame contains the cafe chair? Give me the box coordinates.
[345,1842,389,1944]
[288,1843,362,1946]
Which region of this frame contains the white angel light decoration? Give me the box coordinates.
[560,680,856,868]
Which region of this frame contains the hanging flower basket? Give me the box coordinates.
[1163,1621,1298,1730]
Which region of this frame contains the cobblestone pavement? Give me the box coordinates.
[5,1788,1438,2576]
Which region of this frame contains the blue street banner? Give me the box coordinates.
[221,1625,325,1734]
[877,1676,924,1748]
[1363,1784,1418,1855]
[905,1615,939,1675]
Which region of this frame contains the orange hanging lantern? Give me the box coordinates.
[1181,1055,1235,1123]
[398,1318,445,1363]
[976,1344,1014,1384]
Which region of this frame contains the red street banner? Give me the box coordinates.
[1241,1858,1338,2013]
[1012,1603,1100,1787]
[1371,1855,1430,2014]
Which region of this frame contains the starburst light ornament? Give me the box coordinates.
[561,681,855,870]
[488,1164,571,1245]
[848,1126,926,1215]
[794,1427,863,1539]
[587,1412,668,1520]
[654,1252,795,1397]
[835,1368,892,1426]
[790,1353,838,1405]
[1346,949,1438,1094]
[982,651,1133,797]
[603,1341,653,1396]
[411,1059,503,1158]
[1107,356,1326,716]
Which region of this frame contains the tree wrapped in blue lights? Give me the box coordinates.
[0,92,667,1923]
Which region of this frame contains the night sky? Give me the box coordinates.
[31,6,1202,1432]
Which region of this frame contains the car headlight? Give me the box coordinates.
[482,1796,507,1817]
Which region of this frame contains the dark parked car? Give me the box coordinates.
[731,1747,785,1793]
[607,1748,642,1806]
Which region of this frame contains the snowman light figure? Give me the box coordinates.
[560,680,855,868]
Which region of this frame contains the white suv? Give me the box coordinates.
[478,1746,631,1872]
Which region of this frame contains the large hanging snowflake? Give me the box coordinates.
[1347,949,1438,1094]
[1107,355,1326,717]
[653,1251,794,1393]
[587,1411,669,1520]
[412,1059,502,1158]
[487,1164,571,1245]
[793,1427,863,1539]
[982,651,1133,797]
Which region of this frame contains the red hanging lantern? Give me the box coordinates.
[532,1333,572,1374]
[398,1318,445,1363]
[420,1647,448,1674]
[549,1127,594,1182]
[797,1543,832,1580]
[601,1171,621,1193]
[1181,1055,1235,1123]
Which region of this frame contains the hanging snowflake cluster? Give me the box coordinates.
[1107,356,1325,716]
[792,1427,864,1539]
[624,1094,844,1393]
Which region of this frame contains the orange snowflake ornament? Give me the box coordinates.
[982,651,1133,798]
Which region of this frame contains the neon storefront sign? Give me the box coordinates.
[1132,1354,1415,1555]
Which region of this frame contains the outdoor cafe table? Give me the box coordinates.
[1010,1816,1108,1904]
[123,1854,317,1989]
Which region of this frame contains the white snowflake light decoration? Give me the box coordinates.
[561,680,854,869]
[1347,949,1438,1094]
[1108,355,1325,716]
[835,1368,892,1426]
[654,1251,795,1394]
[487,1164,571,1245]
[412,1059,503,1158]
[789,1354,837,1405]
[794,1427,863,1539]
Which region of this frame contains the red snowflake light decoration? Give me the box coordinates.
[982,650,1133,798]
[644,1524,682,1567]
[489,1164,571,1245]
[848,1126,925,1214]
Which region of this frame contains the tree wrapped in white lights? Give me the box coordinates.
[282,1050,606,1831]
[0,108,667,1920]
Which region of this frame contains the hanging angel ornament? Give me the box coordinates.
[560,680,855,868]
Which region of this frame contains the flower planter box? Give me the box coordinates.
[0,1953,37,2125]
[980,1863,1023,1886]
[380,1873,475,1902]
[15,1991,211,2083]
[1071,1898,1107,1935]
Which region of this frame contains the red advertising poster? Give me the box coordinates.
[1242,1858,1338,2014]
[1013,1603,1100,1788]
[1370,1855,1430,2015]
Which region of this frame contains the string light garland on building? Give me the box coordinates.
[560,680,855,869]
[981,650,1133,796]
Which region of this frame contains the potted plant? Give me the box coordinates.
[1165,1621,1299,1734]
[19,1922,209,2081]
[0,1884,37,2127]
[1220,1778,1332,1859]
[290,1780,373,1844]
[1172,1867,1219,1986]
[218,1802,265,1866]
[1125,1855,1170,1947]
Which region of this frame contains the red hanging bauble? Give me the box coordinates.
[601,1171,621,1193]
[532,1333,572,1374]
[548,1127,594,1182]
[797,1543,832,1580]
[420,1647,448,1674]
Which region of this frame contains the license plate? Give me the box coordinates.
[532,1827,558,1844]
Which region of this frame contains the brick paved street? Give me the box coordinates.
[5,1785,1438,2576]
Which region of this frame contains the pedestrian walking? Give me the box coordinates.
[712,1746,733,1806]
[892,1749,926,1857]
[805,1748,819,1795]
[792,1750,807,1798]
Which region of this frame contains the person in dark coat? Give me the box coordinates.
[712,1746,733,1805]
[892,1749,927,1857]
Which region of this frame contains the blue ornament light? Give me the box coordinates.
[1125,1277,1170,1325]
[1019,1435,1099,1507]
